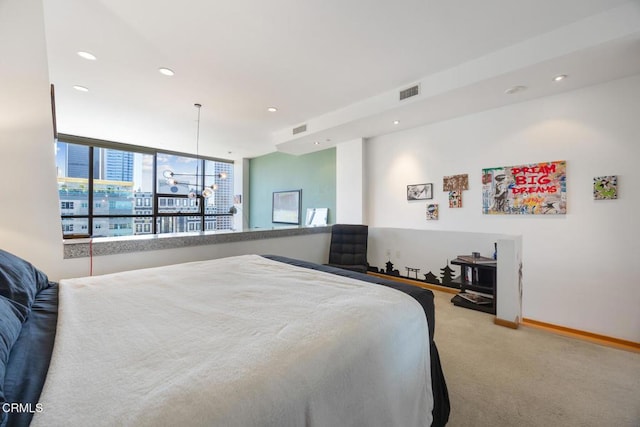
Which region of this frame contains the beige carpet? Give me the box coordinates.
[431,290,640,427]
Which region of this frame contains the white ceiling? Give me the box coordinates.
[43,0,640,159]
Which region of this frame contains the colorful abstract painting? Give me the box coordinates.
[482,160,566,215]
[593,176,617,200]
[449,191,462,208]
[426,204,439,220]
[443,174,468,191]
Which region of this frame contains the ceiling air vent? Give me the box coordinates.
[399,84,420,101]
[292,124,307,135]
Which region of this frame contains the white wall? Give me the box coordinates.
[230,158,249,230]
[368,227,522,325]
[336,138,365,224]
[365,74,640,342]
[0,0,64,277]
[368,228,506,276]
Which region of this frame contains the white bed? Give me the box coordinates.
[31,254,433,427]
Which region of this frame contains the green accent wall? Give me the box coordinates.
[249,149,336,229]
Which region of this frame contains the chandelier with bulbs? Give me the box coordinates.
[161,103,227,199]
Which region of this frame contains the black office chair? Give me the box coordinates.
[326,224,369,274]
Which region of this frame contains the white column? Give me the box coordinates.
[0,0,63,275]
[496,236,523,327]
[229,158,250,231]
[336,138,365,224]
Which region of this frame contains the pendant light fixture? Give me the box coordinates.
[189,103,203,199]
[161,103,227,198]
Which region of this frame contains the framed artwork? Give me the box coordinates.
[482,160,566,215]
[426,204,439,220]
[305,208,328,226]
[407,183,433,200]
[443,174,468,191]
[449,191,462,208]
[272,190,301,224]
[593,176,617,200]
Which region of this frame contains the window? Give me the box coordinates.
[55,136,234,238]
[155,153,234,235]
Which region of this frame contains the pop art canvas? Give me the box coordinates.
[593,176,617,200]
[482,160,566,215]
[426,204,439,220]
[449,191,462,208]
[443,174,468,191]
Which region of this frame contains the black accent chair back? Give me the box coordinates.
[326,224,369,273]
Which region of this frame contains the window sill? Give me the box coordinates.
[62,226,332,259]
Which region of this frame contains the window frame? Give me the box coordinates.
[57,134,234,239]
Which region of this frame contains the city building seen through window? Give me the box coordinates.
[56,137,234,238]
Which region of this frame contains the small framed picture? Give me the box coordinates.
[449,191,462,208]
[407,183,433,200]
[305,208,328,227]
[593,175,617,200]
[426,204,439,220]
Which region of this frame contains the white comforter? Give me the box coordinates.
[32,255,432,427]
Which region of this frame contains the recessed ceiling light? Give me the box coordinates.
[77,51,97,61]
[393,120,400,125]
[267,107,278,112]
[553,74,568,82]
[314,141,320,145]
[504,85,527,95]
[158,67,175,76]
[73,85,89,92]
